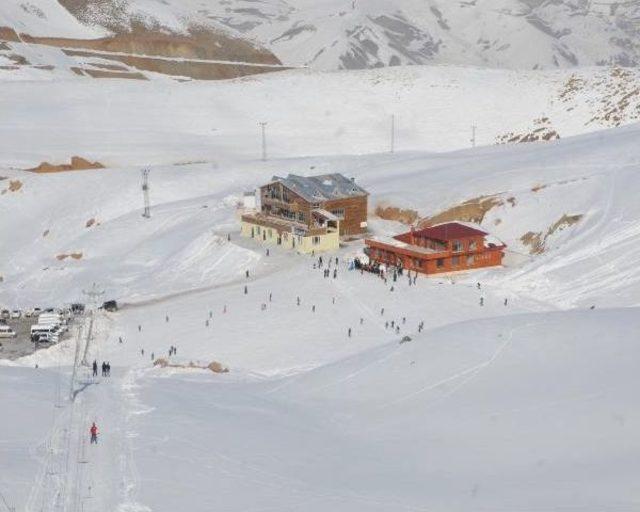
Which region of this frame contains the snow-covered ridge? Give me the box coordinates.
[3,1,640,71]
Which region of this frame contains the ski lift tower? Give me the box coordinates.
[141,168,151,218]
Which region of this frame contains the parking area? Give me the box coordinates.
[0,315,76,361]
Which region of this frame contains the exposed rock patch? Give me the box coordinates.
[419,195,504,227]
[521,214,583,254]
[374,205,419,225]
[28,156,105,173]
[56,252,84,261]
[496,116,560,144]
[153,358,229,374]
[8,180,23,192]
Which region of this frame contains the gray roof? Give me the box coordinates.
[270,173,368,202]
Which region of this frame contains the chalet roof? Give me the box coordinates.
[412,222,488,241]
[270,173,368,202]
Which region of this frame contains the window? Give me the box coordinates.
[331,208,345,219]
[469,240,477,251]
[268,229,273,238]
[256,226,261,235]
[467,255,475,266]
[436,258,445,268]
[298,212,305,222]
[452,240,463,252]
[413,258,422,268]
[312,236,321,246]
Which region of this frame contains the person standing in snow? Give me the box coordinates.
[480,297,484,306]
[90,422,98,444]
[504,298,508,306]
[348,327,352,338]
[92,360,98,377]
[244,285,248,295]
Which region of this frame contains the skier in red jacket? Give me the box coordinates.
[90,422,98,444]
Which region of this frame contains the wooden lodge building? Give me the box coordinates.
[241,173,369,253]
[365,222,506,275]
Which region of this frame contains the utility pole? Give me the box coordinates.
[141,168,151,218]
[390,114,396,154]
[471,125,477,148]
[258,122,267,161]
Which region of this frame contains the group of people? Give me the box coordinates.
[92,360,111,377]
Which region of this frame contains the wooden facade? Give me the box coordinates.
[259,174,368,237]
[365,222,506,275]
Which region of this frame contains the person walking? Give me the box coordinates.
[90,422,98,445]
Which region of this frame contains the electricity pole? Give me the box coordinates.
[141,168,151,218]
[258,122,268,161]
[471,125,477,148]
[390,114,396,154]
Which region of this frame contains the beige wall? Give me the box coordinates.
[240,220,339,254]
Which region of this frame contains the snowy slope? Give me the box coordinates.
[1,65,640,168]
[124,308,639,512]
[3,122,640,314]
[3,307,638,511]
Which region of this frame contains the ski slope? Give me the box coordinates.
[1,34,640,511]
[0,64,639,168]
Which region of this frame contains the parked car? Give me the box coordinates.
[0,325,17,338]
[0,310,9,320]
[10,310,21,319]
[71,303,85,314]
[102,300,118,312]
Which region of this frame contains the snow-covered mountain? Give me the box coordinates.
[206,0,640,70]
[2,0,640,72]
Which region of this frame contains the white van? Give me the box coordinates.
[30,326,59,343]
[39,313,64,323]
[0,325,16,338]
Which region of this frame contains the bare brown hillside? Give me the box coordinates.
[0,20,285,80]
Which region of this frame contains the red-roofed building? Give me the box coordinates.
[365,222,506,275]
